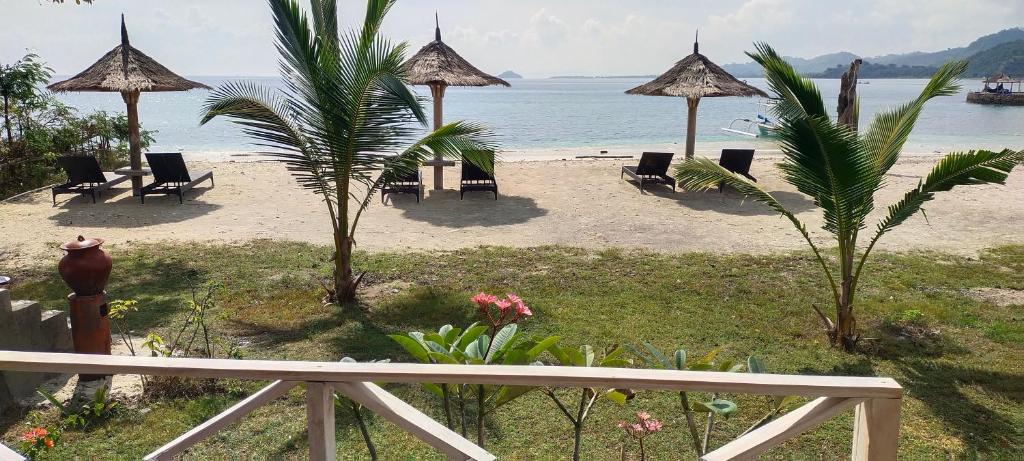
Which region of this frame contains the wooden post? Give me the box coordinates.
[430,83,447,190]
[685,97,700,160]
[306,382,336,461]
[851,398,901,460]
[121,90,143,196]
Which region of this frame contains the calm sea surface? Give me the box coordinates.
[51,77,1023,157]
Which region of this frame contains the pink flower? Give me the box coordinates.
[514,300,532,317]
[471,292,497,311]
[506,293,523,304]
[636,411,650,421]
[643,419,663,433]
[495,299,513,313]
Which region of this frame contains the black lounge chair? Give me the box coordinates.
[460,154,498,200]
[718,149,757,192]
[381,169,422,204]
[621,152,676,193]
[141,152,214,204]
[51,155,129,205]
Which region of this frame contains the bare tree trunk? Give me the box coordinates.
[837,59,862,131]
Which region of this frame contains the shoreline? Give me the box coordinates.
[177,142,986,164]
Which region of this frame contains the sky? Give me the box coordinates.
[2,0,1022,78]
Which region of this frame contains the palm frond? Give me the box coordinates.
[746,43,827,120]
[875,149,1023,236]
[862,60,966,177]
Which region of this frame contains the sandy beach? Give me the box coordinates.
[1,151,1022,268]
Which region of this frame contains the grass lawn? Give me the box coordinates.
[1,242,1022,459]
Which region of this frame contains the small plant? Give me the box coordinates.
[544,344,632,461]
[618,411,663,461]
[18,426,57,459]
[390,292,558,447]
[37,386,119,430]
[629,343,795,456]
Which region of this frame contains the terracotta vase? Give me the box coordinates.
[58,236,112,296]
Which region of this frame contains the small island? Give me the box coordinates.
[498,70,522,79]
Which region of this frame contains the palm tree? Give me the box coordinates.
[674,43,1023,351]
[200,0,495,303]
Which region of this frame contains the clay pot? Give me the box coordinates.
[58,236,112,296]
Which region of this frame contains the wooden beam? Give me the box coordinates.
[0,443,26,461]
[702,397,864,461]
[852,398,901,460]
[0,352,903,399]
[335,382,495,461]
[143,380,298,460]
[306,382,336,461]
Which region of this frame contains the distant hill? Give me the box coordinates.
[966,40,1024,78]
[723,52,860,78]
[498,70,523,79]
[723,28,1024,78]
[871,28,1024,67]
[812,62,939,79]
[811,40,1024,79]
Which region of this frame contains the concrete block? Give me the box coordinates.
[41,310,74,352]
[9,300,43,350]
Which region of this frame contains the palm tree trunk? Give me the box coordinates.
[836,277,857,351]
[334,233,359,302]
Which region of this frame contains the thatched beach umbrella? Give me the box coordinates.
[402,15,509,190]
[48,15,210,196]
[627,35,767,159]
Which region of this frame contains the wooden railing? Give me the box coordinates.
[0,351,902,460]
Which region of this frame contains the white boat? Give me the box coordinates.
[721,99,781,138]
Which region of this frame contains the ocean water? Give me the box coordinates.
[51,77,1023,158]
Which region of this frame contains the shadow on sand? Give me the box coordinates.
[46,186,220,228]
[389,189,547,228]
[639,186,816,217]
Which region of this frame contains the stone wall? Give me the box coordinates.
[0,288,73,409]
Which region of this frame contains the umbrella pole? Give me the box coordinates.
[121,90,143,196]
[430,83,446,191]
[685,97,700,160]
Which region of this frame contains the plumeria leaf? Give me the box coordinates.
[643,342,674,369]
[486,324,518,363]
[427,351,459,365]
[694,399,738,417]
[747,356,766,374]
[565,346,586,367]
[492,385,536,409]
[548,345,571,365]
[605,389,628,405]
[466,335,489,360]
[388,334,429,363]
[425,341,449,355]
[602,358,632,368]
[457,325,489,350]
[421,383,445,399]
[581,345,595,367]
[697,347,722,366]
[674,349,687,371]
[688,363,714,371]
[423,332,446,347]
[526,335,560,359]
[604,345,626,362]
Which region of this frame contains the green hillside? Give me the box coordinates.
[966,40,1024,77]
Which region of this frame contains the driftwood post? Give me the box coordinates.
[837,59,863,131]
